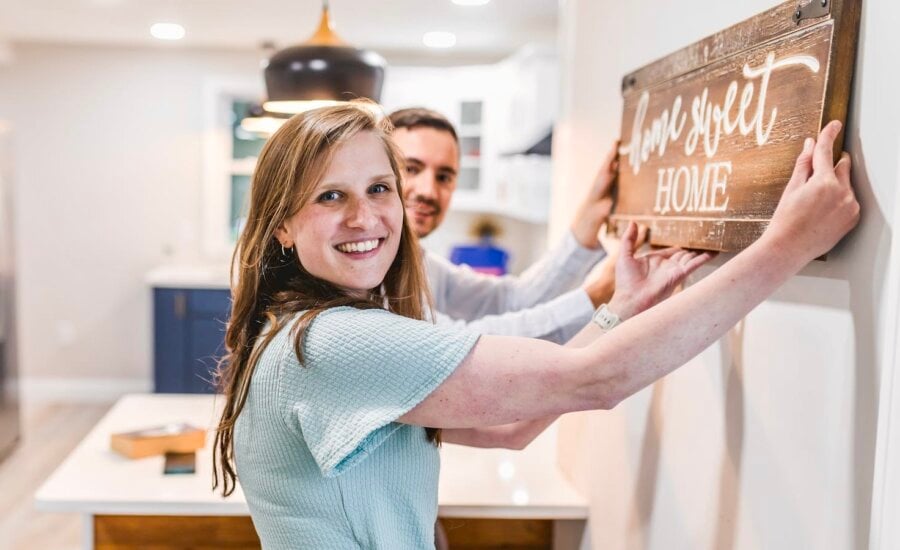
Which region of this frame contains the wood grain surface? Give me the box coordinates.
[91,515,554,549]
[611,0,861,252]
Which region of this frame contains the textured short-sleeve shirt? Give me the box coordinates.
[234,307,479,549]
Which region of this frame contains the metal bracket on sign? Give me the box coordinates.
[793,0,831,24]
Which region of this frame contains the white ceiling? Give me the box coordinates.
[0,0,559,63]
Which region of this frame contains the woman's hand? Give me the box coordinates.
[582,223,648,308]
[607,222,713,319]
[764,120,860,261]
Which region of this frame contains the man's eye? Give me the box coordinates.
[317,190,341,202]
[437,174,456,185]
[405,166,420,175]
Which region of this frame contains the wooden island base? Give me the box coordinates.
[94,514,561,549]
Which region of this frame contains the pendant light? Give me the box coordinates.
[263,0,387,114]
[240,103,290,137]
[239,43,290,136]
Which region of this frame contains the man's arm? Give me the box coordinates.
[432,285,595,344]
[429,143,619,320]
[428,234,605,321]
[429,225,629,342]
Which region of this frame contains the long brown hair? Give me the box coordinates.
[213,103,434,497]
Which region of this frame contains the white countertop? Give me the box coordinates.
[35,394,587,520]
[146,264,230,289]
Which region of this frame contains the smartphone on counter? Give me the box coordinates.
[163,451,196,475]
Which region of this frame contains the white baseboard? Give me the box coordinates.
[13,377,153,405]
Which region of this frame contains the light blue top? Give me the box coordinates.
[234,306,480,549]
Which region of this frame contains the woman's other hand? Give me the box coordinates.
[764,120,860,261]
[583,223,648,308]
[607,222,713,319]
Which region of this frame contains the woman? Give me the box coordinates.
[214,104,858,548]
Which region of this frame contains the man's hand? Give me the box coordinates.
[607,222,714,319]
[570,142,618,249]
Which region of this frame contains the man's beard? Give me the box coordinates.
[406,196,442,237]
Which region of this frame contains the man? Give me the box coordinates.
[389,108,618,343]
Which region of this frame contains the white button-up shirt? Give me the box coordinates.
[426,231,605,343]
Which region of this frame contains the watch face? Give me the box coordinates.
[593,305,620,330]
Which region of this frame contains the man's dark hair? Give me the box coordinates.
[388,108,458,144]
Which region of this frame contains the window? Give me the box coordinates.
[201,80,265,259]
[457,100,483,192]
[229,100,268,240]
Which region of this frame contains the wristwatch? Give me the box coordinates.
[592,303,622,331]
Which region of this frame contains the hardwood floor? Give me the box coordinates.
[0,402,112,550]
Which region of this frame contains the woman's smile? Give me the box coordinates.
[334,237,386,257]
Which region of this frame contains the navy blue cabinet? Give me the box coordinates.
[153,288,231,394]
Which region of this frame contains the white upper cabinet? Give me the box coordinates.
[493,45,559,156]
[380,47,559,224]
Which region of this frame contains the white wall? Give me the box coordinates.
[552,1,900,549]
[869,145,900,550]
[0,43,260,397]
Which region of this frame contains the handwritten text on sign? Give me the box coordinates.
[620,53,820,216]
[609,0,858,253]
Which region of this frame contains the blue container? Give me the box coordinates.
[450,244,509,275]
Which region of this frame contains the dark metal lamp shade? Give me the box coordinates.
[263,3,386,114]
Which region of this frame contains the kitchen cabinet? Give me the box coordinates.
[493,45,558,155]
[382,65,500,205]
[381,49,558,225]
[153,288,231,394]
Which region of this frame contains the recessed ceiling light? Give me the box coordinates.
[150,23,185,41]
[452,0,491,5]
[423,31,456,49]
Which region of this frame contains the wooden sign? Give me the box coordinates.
[610,0,861,252]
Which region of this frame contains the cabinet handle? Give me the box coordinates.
[174,292,187,319]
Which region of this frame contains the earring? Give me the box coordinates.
[281,245,287,256]
[281,244,294,257]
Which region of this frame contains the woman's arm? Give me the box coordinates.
[441,418,559,450]
[412,237,711,436]
[438,306,611,448]
[401,121,858,430]
[440,232,699,448]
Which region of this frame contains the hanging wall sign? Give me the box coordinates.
[610,0,861,252]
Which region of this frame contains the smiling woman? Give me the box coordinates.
[214,103,444,547]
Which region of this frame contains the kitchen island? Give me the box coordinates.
[36,394,589,549]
